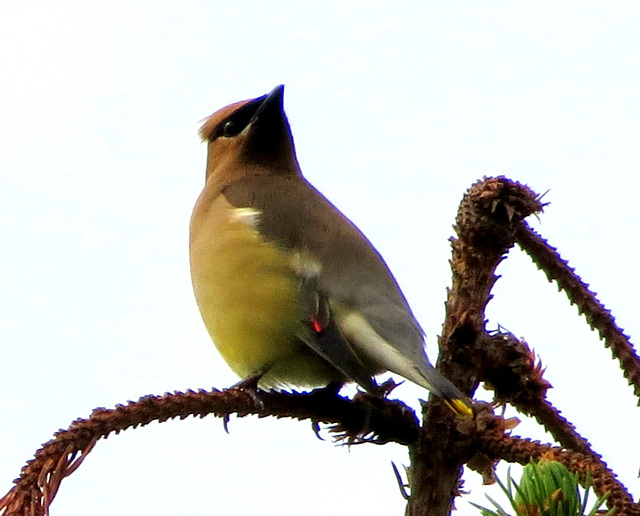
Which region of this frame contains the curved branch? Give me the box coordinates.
[517,222,640,402]
[0,388,419,516]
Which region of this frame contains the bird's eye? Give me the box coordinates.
[215,102,258,139]
[220,120,239,138]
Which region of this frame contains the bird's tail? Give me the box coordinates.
[417,367,473,417]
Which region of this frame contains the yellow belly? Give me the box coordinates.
[189,195,339,388]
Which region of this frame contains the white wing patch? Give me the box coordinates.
[231,207,262,230]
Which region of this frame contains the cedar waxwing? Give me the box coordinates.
[189,85,471,416]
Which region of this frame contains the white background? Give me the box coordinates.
[1,2,639,515]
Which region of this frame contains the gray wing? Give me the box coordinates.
[296,271,379,392]
[222,175,432,375]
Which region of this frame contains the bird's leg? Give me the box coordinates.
[374,377,402,397]
[308,381,344,440]
[230,373,261,391]
[229,372,266,410]
[312,380,343,396]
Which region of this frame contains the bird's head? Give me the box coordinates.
[199,85,301,184]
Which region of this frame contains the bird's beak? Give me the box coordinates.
[243,84,292,161]
[248,84,285,129]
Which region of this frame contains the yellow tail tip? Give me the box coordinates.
[444,398,473,417]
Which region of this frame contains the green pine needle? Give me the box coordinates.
[472,460,614,516]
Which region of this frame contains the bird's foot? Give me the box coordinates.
[229,374,265,410]
[372,378,403,397]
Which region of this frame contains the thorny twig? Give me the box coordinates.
[517,223,640,402]
[0,388,418,516]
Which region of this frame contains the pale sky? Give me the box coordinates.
[1,2,640,515]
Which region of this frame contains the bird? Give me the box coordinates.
[189,85,471,416]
